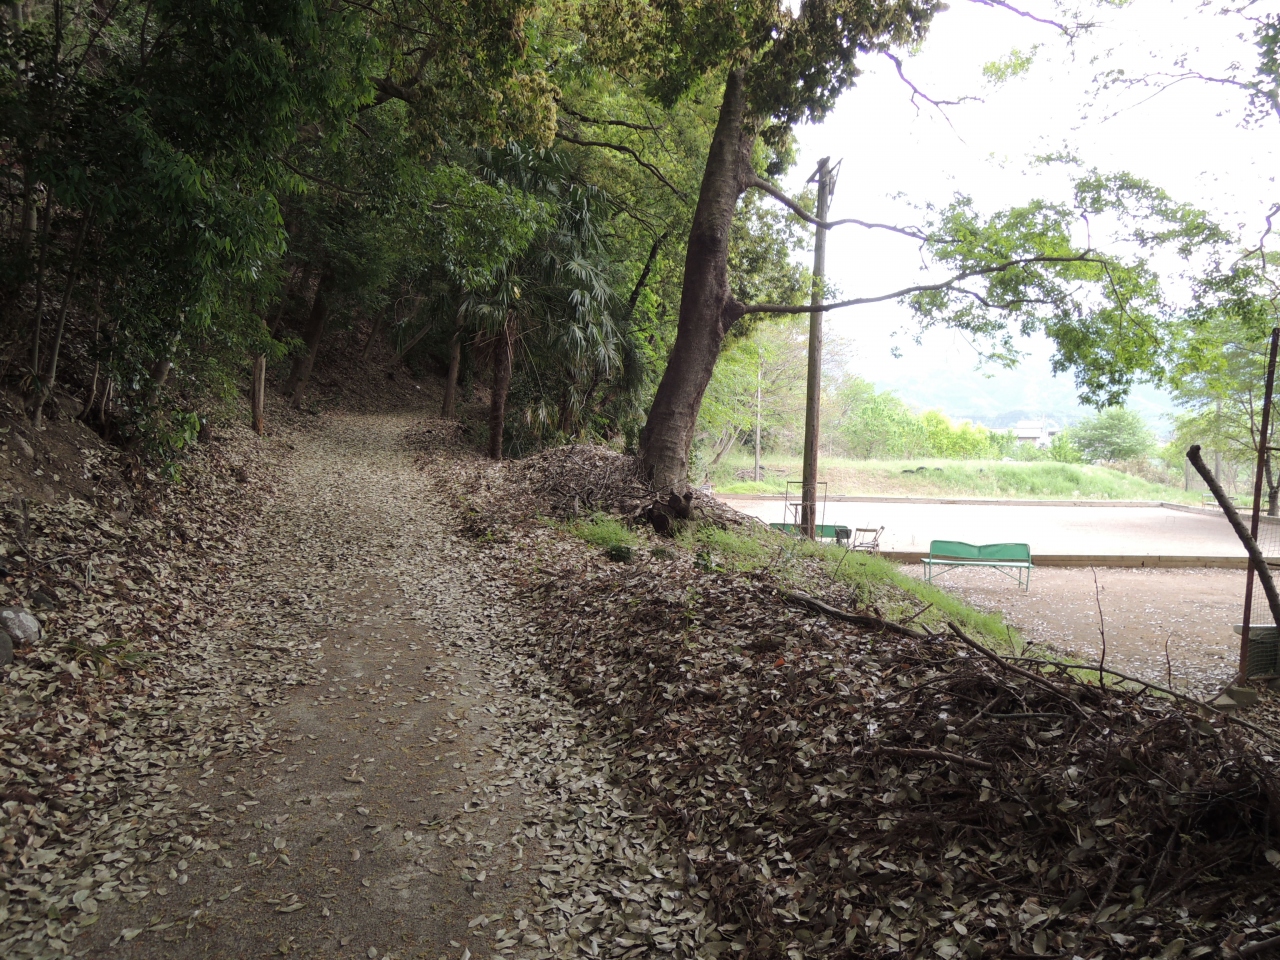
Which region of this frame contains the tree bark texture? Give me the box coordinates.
[250,353,267,435]
[488,320,513,461]
[638,68,754,492]
[285,279,329,407]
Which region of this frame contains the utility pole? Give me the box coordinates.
[754,344,763,483]
[801,157,835,539]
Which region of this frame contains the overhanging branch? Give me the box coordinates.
[558,104,659,132]
[883,53,978,116]
[556,132,686,199]
[745,176,928,241]
[968,0,1089,36]
[738,254,1109,315]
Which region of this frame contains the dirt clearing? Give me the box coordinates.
[905,564,1245,696]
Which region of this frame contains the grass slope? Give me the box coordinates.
[711,452,1199,503]
[567,513,1017,650]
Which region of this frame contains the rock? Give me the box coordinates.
[13,433,33,458]
[0,629,12,666]
[0,607,42,645]
[31,589,58,610]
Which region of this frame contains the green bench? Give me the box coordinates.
[770,522,853,546]
[922,540,1033,591]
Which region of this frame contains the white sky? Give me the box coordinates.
[781,0,1280,431]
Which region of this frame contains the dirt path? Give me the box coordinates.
[904,564,1244,696]
[79,415,553,960]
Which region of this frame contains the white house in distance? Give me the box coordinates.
[1012,419,1062,448]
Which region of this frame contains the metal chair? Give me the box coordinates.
[850,526,884,555]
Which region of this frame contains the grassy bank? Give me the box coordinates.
[566,513,1020,650]
[710,452,1204,503]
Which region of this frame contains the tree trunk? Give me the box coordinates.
[28,197,53,383]
[708,424,738,467]
[488,320,513,461]
[33,210,92,428]
[250,354,267,434]
[360,312,383,360]
[285,278,329,406]
[442,309,465,418]
[638,68,753,492]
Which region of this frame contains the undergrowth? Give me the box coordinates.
[566,514,638,551]
[676,521,1020,651]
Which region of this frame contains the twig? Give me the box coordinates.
[1238,932,1280,957]
[1091,565,1106,691]
[1164,630,1174,691]
[1091,855,1125,924]
[876,746,994,771]
[947,622,1100,731]
[901,602,934,626]
[785,591,927,640]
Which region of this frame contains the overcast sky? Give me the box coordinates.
[779,0,1280,431]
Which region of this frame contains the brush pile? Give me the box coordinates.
[505,547,1280,959]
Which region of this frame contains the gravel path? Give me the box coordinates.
[71,412,690,960]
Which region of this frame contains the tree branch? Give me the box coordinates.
[279,157,369,197]
[968,0,1088,37]
[737,254,1110,315]
[745,176,928,241]
[559,104,659,132]
[883,52,979,117]
[555,132,687,198]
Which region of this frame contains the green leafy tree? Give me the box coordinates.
[1068,407,1154,462]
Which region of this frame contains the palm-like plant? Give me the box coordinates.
[462,145,634,459]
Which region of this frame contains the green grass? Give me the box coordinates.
[709,453,1203,504]
[567,514,638,550]
[679,521,1021,652]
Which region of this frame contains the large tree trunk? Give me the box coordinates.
[285,279,329,407]
[488,320,513,461]
[638,68,753,492]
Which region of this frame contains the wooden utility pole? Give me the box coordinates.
[800,157,834,539]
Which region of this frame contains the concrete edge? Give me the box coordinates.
[717,493,1215,509]
[881,552,1248,569]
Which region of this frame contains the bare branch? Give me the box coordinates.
[555,133,687,199]
[1095,70,1268,122]
[745,176,928,241]
[558,104,660,132]
[968,0,1088,37]
[882,52,978,119]
[737,253,1109,315]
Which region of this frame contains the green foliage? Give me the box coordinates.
[568,514,638,551]
[1048,430,1083,463]
[982,47,1038,84]
[1067,407,1154,462]
[910,169,1229,407]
